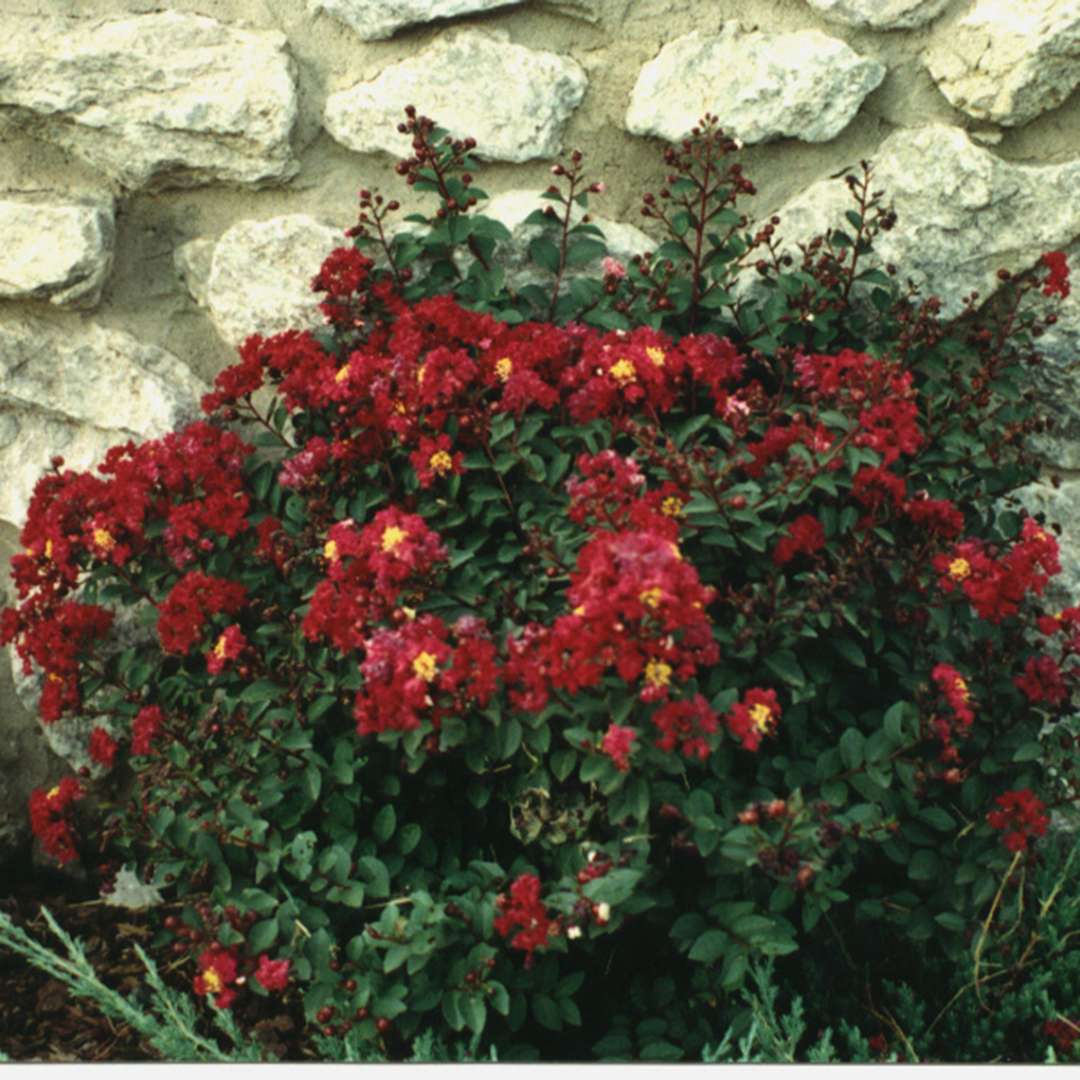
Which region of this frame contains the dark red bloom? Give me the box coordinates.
[254,954,291,992]
[726,688,781,752]
[494,873,560,965]
[88,727,118,769]
[1041,251,1071,299]
[193,946,239,1009]
[131,705,165,756]
[986,788,1049,852]
[28,778,84,865]
[156,572,248,655]
[773,515,826,566]
[601,724,637,772]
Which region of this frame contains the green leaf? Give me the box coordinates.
[582,868,643,906]
[839,728,865,771]
[463,995,487,1036]
[1012,741,1042,762]
[831,637,866,668]
[372,805,396,844]
[908,849,939,881]
[688,928,728,963]
[528,237,561,275]
[763,650,805,688]
[249,918,278,952]
[532,992,562,1031]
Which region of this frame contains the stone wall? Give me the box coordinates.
[1,0,1078,859]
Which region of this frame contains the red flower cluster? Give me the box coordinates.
[28,778,84,864]
[494,873,560,965]
[193,946,239,1009]
[1041,250,1071,300]
[726,688,782,752]
[1044,1017,1080,1056]
[131,705,165,756]
[409,433,465,488]
[653,695,721,760]
[304,507,449,653]
[547,529,718,703]
[930,662,975,762]
[1014,654,1069,705]
[156,572,248,655]
[986,788,1049,852]
[352,613,499,736]
[934,518,1060,623]
[773,514,826,566]
[206,624,249,676]
[88,727,118,769]
[254,954,291,992]
[601,723,637,771]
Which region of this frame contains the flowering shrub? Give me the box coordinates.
[3,111,1078,1060]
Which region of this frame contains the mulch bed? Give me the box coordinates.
[0,860,306,1062]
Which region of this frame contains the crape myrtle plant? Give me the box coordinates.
[2,108,1078,1061]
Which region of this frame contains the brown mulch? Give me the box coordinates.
[0,864,306,1063]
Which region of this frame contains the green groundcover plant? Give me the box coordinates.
[2,110,1078,1061]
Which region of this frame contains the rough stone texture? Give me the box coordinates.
[925,0,1080,127]
[0,195,115,309]
[174,239,216,311]
[0,12,300,191]
[764,125,1080,322]
[625,26,886,145]
[804,0,951,29]
[196,215,343,346]
[309,0,528,41]
[0,317,207,529]
[324,28,588,163]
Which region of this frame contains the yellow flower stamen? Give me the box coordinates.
[948,557,971,581]
[609,358,636,386]
[661,496,684,518]
[202,969,223,994]
[573,604,586,617]
[393,400,407,415]
[335,364,351,383]
[646,346,666,367]
[92,528,115,552]
[412,651,438,682]
[213,633,228,659]
[749,703,773,733]
[645,659,672,687]
[639,587,663,610]
[47,785,60,800]
[954,676,970,702]
[416,364,426,384]
[670,542,682,561]
[401,606,416,621]
[381,525,408,552]
[44,540,53,559]
[324,538,339,561]
[429,450,454,476]
[495,357,513,382]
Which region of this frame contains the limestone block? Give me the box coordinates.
[324,29,588,164]
[0,13,299,191]
[625,26,886,145]
[0,195,114,309]
[0,317,206,529]
[199,215,343,346]
[804,0,951,29]
[309,0,527,41]
[925,0,1080,126]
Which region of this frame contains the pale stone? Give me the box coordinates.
[0,195,114,309]
[764,126,1080,323]
[0,13,299,191]
[0,316,207,528]
[103,865,164,909]
[804,0,951,29]
[173,238,216,310]
[925,0,1080,127]
[202,215,343,346]
[308,0,527,41]
[625,26,886,145]
[324,29,587,164]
